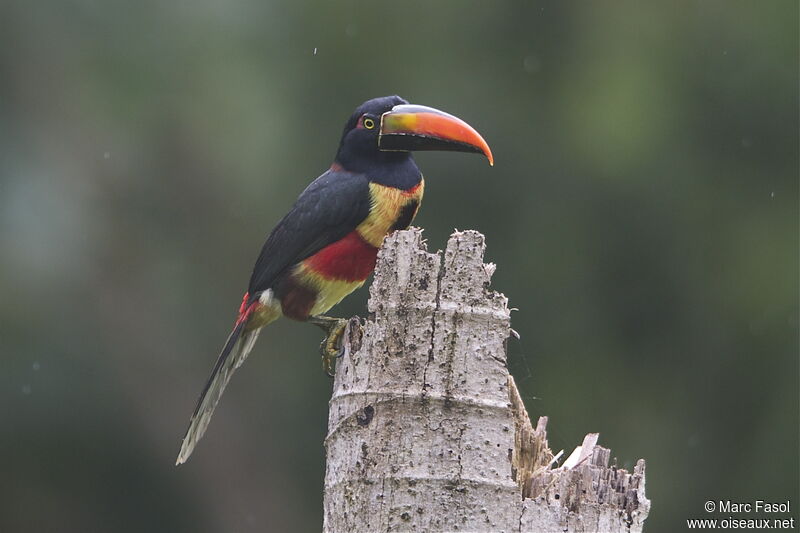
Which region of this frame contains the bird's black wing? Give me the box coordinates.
[176,170,370,464]
[248,169,372,294]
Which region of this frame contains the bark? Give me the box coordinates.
[323,229,650,533]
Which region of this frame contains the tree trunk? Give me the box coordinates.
[323,229,650,533]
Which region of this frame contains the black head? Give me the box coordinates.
[335,95,411,174]
[333,95,493,184]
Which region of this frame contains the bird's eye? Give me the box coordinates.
[363,117,376,130]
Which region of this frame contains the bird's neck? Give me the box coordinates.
[335,152,421,191]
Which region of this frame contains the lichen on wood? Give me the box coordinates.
[323,228,650,533]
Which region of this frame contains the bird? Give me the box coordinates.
[176,95,493,465]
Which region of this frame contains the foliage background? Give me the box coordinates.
[1,1,797,531]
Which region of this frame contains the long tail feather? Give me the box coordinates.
[176,321,262,465]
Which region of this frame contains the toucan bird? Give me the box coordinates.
[176,95,493,465]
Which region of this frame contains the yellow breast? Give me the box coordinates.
[356,180,425,247]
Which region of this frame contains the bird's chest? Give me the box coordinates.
[356,180,425,247]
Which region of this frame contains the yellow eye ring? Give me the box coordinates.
[363,117,376,129]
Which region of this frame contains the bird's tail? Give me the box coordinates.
[176,302,263,465]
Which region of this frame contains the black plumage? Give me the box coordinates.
[247,170,371,296]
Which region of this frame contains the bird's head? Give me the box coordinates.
[335,95,493,173]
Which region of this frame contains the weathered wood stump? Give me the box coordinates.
[323,229,650,533]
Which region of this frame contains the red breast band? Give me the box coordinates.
[304,231,378,282]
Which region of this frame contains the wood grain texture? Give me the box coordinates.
[323,228,650,533]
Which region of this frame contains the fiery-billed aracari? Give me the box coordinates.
[176,95,493,464]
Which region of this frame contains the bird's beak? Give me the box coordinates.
[379,104,494,166]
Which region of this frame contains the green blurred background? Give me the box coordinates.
[1,1,797,531]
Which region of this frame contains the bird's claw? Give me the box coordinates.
[320,326,346,377]
[309,315,349,377]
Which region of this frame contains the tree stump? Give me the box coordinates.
[323,229,650,533]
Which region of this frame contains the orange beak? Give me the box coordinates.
[379,104,494,166]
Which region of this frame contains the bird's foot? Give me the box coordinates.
[308,315,349,377]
